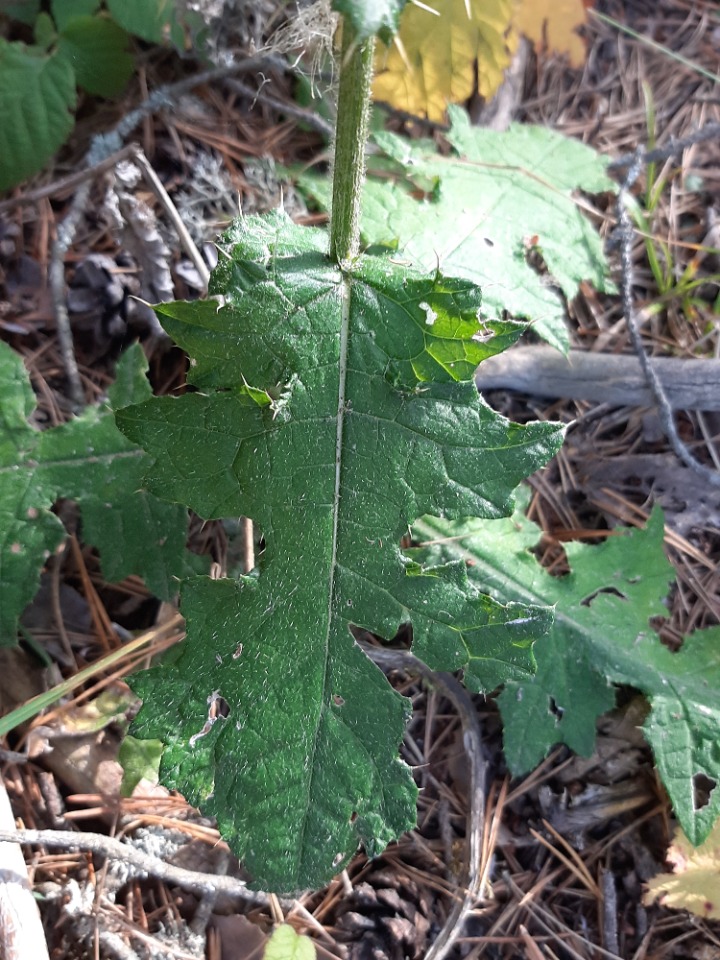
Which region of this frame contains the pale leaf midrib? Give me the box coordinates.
[296,270,352,884]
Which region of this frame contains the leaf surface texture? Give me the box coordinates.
[117,212,563,891]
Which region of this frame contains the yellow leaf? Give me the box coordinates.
[513,0,589,68]
[372,0,516,122]
[644,819,720,919]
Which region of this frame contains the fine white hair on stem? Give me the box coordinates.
[263,1,339,96]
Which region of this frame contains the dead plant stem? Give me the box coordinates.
[363,645,488,960]
[608,119,720,171]
[616,150,720,488]
[131,146,210,290]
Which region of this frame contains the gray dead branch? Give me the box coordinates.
[475,347,720,412]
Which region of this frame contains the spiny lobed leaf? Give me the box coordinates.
[0,342,194,642]
[415,495,720,846]
[298,108,614,353]
[116,211,563,892]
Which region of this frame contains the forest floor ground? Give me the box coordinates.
[1,1,720,958]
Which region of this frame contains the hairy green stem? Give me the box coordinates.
[329,23,375,265]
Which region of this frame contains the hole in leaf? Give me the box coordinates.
[332,852,344,867]
[232,643,244,659]
[332,694,345,707]
[188,691,230,748]
[530,536,569,576]
[549,698,564,720]
[693,772,717,811]
[210,693,230,719]
[349,811,358,823]
[580,586,627,607]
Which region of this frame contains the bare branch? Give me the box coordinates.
[615,150,720,489]
[364,645,488,960]
[608,120,720,171]
[0,828,293,910]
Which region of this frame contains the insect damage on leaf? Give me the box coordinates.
[116,210,564,893]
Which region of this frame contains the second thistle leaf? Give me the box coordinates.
[413,498,674,772]
[0,342,194,641]
[415,496,720,847]
[298,109,614,352]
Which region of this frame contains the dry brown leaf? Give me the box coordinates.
[644,820,720,919]
[513,0,589,68]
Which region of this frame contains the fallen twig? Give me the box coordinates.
[0,145,137,214]
[50,181,90,408]
[224,77,336,137]
[0,827,293,910]
[615,149,720,488]
[364,645,488,960]
[475,346,720,411]
[505,872,623,960]
[607,119,720,170]
[131,145,210,290]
